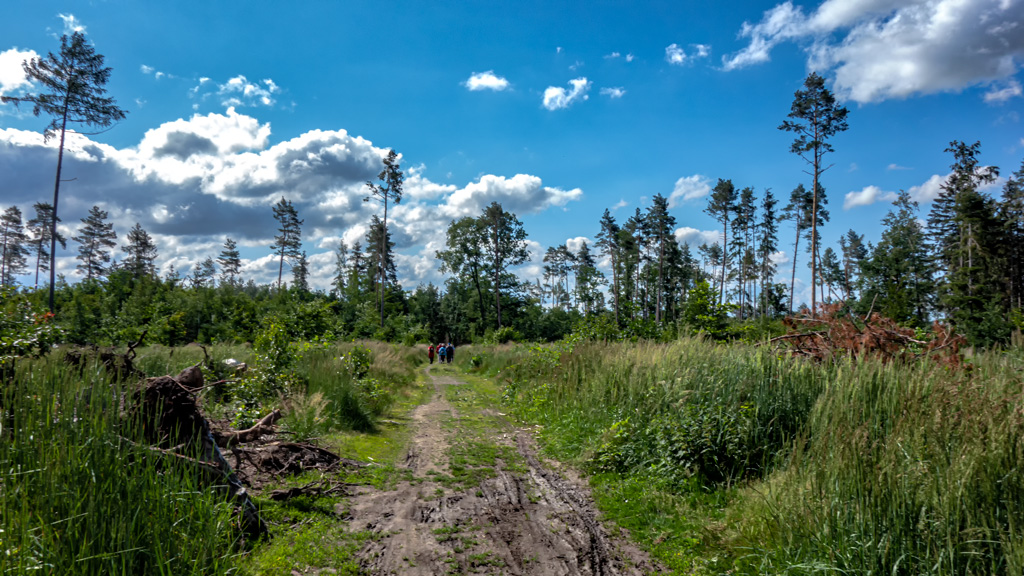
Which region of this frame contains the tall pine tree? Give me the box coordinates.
[73,206,117,281]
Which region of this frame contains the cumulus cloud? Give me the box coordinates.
[604,52,622,59]
[668,174,712,207]
[908,173,949,203]
[843,185,897,209]
[723,0,1024,103]
[443,174,582,217]
[600,87,626,98]
[0,109,582,289]
[543,78,591,110]
[666,43,711,66]
[464,70,510,91]
[0,48,36,97]
[665,44,687,65]
[190,75,282,108]
[674,227,721,247]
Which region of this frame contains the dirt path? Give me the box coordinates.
[346,366,659,576]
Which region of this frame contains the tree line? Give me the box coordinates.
[2,33,1021,348]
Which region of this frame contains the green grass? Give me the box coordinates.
[1,339,428,576]
[481,337,1024,575]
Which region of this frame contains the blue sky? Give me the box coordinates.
[1,1,1022,305]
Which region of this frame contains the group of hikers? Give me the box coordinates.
[428,342,454,364]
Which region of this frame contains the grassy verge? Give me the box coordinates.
[1,339,428,576]
[465,338,1024,575]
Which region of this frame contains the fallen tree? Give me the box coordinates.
[769,303,966,368]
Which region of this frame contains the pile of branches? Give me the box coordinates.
[127,363,354,539]
[769,303,966,368]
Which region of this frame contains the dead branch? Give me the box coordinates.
[216,409,283,448]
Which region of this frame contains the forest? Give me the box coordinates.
[3,27,1024,576]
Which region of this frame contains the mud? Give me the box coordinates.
[347,368,659,576]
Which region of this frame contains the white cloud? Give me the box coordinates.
[887,163,912,171]
[604,52,621,59]
[0,48,36,97]
[191,75,282,108]
[219,76,280,107]
[908,173,949,203]
[674,227,721,247]
[140,64,154,74]
[600,87,626,98]
[625,53,635,62]
[668,174,712,207]
[985,79,1023,103]
[442,174,582,216]
[723,0,1024,103]
[58,13,86,35]
[612,199,628,211]
[542,77,591,110]
[843,185,897,209]
[464,70,510,91]
[0,105,587,289]
[565,236,592,252]
[665,43,687,65]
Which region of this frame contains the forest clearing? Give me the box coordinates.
[4,4,1024,575]
[3,319,1023,575]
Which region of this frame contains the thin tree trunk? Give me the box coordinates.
[789,217,801,316]
[48,102,70,312]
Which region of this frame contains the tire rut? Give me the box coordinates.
[347,366,659,576]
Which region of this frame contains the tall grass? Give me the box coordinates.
[484,338,1024,574]
[743,355,1024,575]
[0,357,239,576]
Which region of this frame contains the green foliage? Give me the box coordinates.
[484,325,521,344]
[682,279,732,337]
[0,287,61,370]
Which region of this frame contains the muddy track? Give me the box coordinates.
[346,367,659,576]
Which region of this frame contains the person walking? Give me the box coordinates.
[446,342,454,364]
[438,343,447,364]
[428,344,435,364]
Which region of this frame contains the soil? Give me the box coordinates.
[346,367,660,576]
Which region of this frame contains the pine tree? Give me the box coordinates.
[73,206,117,281]
[705,179,737,304]
[757,188,780,319]
[779,72,849,317]
[573,241,605,315]
[782,184,814,314]
[927,141,1006,345]
[647,193,676,322]
[364,149,404,328]
[730,187,756,318]
[859,192,935,325]
[189,257,216,289]
[595,209,622,324]
[270,197,303,289]
[365,215,397,297]
[218,237,241,285]
[2,31,127,311]
[122,222,157,279]
[292,251,310,293]
[838,229,868,301]
[481,202,529,329]
[332,239,349,297]
[25,202,66,288]
[0,206,29,286]
[1001,160,1024,311]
